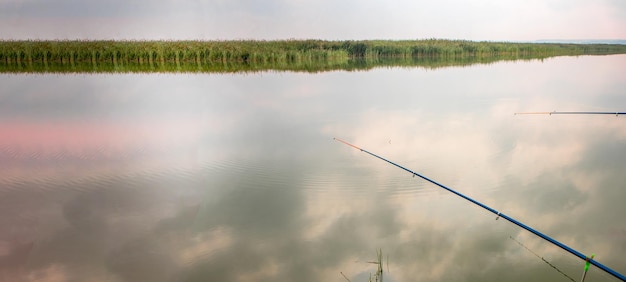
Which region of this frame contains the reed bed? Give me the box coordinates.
[1,39,625,73]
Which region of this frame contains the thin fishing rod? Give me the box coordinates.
[333,138,626,281]
[515,111,625,116]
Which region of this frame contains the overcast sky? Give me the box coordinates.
[1,0,625,41]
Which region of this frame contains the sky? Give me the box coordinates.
[0,0,625,41]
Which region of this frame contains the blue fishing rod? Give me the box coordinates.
[334,138,626,281]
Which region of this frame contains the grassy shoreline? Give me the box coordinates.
[1,39,625,73]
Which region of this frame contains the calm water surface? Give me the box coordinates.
[1,55,625,281]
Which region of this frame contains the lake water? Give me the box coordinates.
[1,55,625,282]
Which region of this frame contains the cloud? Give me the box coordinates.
[1,0,625,40]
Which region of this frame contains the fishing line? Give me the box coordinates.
[509,236,576,282]
[340,272,352,282]
[333,137,626,281]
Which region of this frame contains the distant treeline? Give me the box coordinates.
[1,40,625,73]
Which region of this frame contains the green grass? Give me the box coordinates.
[1,39,625,73]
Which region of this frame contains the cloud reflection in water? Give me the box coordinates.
[0,55,625,281]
